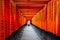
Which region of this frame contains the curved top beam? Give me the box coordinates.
[16,6,44,9]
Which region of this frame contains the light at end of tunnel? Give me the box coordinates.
[27,20,31,25]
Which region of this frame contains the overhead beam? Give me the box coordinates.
[17,6,44,9]
[30,0,50,1]
[16,3,45,8]
[16,1,49,5]
[14,0,50,2]
[19,13,37,15]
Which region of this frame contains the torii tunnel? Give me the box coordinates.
[0,0,60,40]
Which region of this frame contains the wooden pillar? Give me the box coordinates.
[0,0,5,40]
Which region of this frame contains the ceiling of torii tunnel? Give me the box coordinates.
[13,0,50,20]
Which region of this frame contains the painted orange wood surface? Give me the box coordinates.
[32,6,47,31]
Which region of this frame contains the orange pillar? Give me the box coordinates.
[4,0,9,38]
[57,0,60,36]
[4,0,12,38]
[0,0,5,40]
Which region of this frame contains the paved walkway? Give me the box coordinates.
[6,24,60,40]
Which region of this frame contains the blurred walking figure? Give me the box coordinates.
[27,20,30,26]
